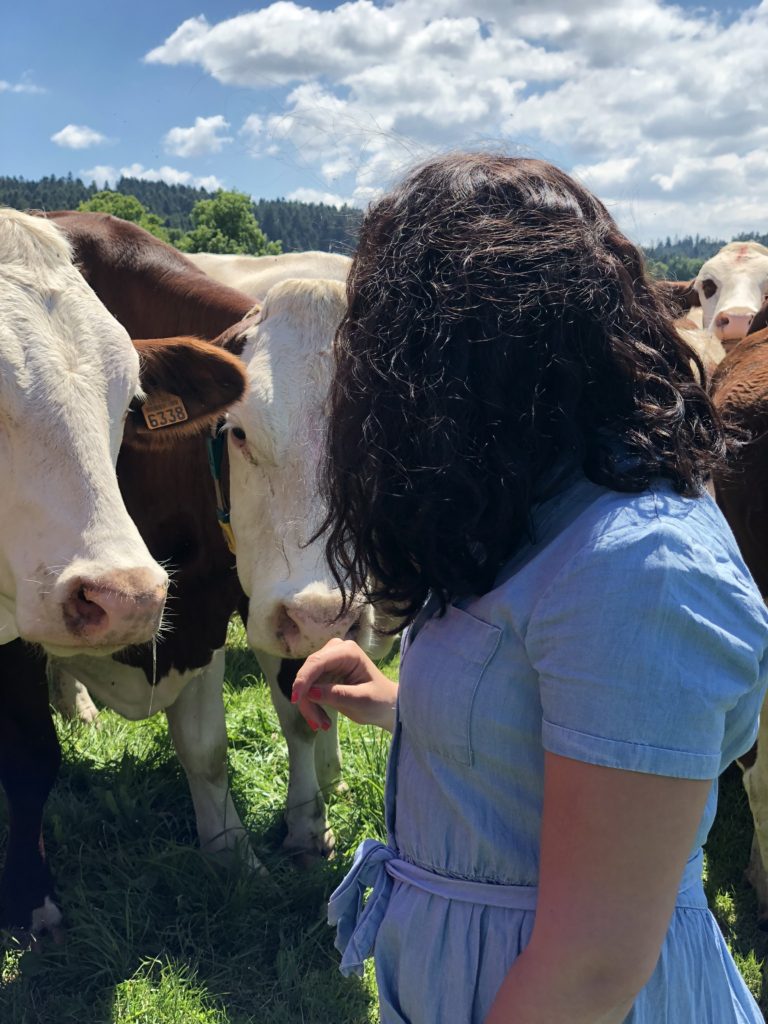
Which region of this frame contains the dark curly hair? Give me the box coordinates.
[320,153,727,624]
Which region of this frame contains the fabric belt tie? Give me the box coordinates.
[328,839,708,979]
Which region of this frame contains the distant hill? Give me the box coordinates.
[2,174,766,274]
[0,173,363,254]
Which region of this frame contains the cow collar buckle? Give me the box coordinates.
[206,424,237,555]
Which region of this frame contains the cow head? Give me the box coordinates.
[226,279,393,662]
[695,242,768,347]
[0,209,169,655]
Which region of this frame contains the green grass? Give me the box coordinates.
[0,621,765,1021]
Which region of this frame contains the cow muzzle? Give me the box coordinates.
[714,308,755,344]
[271,594,363,659]
[16,565,170,654]
[57,568,168,648]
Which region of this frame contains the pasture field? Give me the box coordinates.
[0,620,765,1023]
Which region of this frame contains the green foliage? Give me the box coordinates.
[177,192,282,255]
[252,198,360,254]
[78,191,170,242]
[0,175,360,253]
[0,172,96,213]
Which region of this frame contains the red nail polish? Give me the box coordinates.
[309,721,318,731]
[321,721,331,731]
[308,687,322,699]
[290,693,298,703]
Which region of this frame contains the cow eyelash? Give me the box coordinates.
[228,425,259,465]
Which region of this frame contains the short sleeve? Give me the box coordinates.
[526,518,768,779]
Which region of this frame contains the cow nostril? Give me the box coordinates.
[66,585,108,631]
[276,605,302,643]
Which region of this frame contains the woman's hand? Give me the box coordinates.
[291,638,399,732]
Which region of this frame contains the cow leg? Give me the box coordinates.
[315,714,344,794]
[742,700,768,926]
[165,648,263,871]
[0,640,63,943]
[259,652,334,861]
[49,665,100,725]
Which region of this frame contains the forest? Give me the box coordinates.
[0,174,362,255]
[2,173,766,276]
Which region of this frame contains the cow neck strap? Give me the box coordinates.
[206,424,237,555]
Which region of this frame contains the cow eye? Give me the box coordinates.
[231,426,247,446]
[700,279,717,299]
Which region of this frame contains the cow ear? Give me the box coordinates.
[658,278,701,315]
[123,336,247,449]
[214,306,261,357]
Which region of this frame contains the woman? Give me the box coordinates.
[291,154,768,1023]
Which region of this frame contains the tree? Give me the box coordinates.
[177,191,282,254]
[78,191,170,242]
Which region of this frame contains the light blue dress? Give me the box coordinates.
[331,477,768,1023]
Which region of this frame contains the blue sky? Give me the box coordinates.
[3,1,766,243]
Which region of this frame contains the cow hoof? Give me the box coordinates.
[283,829,336,867]
[202,837,268,876]
[31,896,64,942]
[3,897,65,950]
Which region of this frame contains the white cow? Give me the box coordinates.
[185,250,351,300]
[0,208,168,651]
[228,278,393,856]
[695,241,768,346]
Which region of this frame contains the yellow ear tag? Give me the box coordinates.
[141,393,189,430]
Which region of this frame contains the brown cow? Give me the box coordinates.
[711,303,768,925]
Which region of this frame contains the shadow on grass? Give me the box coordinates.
[0,724,375,1024]
[705,761,768,1013]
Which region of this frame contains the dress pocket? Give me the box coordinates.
[398,604,501,766]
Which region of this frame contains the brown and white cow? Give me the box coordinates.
[0,210,249,939]
[0,211,250,940]
[695,241,768,349]
[711,304,768,925]
[186,250,351,300]
[25,213,390,904]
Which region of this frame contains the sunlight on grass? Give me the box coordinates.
[112,958,226,1024]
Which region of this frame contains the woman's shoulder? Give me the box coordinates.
[490,475,762,621]
[535,476,736,562]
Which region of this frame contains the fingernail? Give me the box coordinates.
[308,687,322,699]
[290,693,298,703]
[321,721,331,731]
[309,721,318,732]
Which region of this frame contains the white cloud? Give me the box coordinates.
[80,163,223,191]
[240,114,264,156]
[164,114,233,157]
[287,186,351,206]
[0,77,45,95]
[145,0,768,241]
[80,165,118,187]
[51,124,109,149]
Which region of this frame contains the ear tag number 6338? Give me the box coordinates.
[142,393,189,430]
